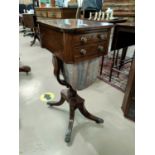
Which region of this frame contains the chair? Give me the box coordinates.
[19,4,26,14]
[109,23,135,82]
[19,4,26,33]
[26,4,34,11]
[19,66,31,75]
[22,13,35,37]
[19,58,31,75]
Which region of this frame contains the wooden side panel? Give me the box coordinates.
[39,25,64,60]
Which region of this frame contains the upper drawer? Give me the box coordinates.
[47,11,62,18]
[72,32,108,47]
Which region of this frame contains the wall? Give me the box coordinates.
[103,0,135,22]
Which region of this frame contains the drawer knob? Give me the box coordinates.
[80,49,87,55]
[98,34,106,40]
[98,46,104,52]
[80,36,87,43]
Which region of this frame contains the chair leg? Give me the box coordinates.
[100,56,104,75]
[109,50,116,82]
[119,47,128,70]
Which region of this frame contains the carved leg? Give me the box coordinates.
[30,39,35,46]
[47,94,65,106]
[31,28,40,46]
[65,104,76,143]
[78,102,104,124]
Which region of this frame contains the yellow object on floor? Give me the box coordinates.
[40,92,55,102]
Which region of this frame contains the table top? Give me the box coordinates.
[111,22,135,50]
[38,19,113,32]
[87,18,127,24]
[116,22,135,27]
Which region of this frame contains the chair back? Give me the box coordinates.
[26,4,34,11]
[19,4,26,14]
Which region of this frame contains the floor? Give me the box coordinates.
[19,31,135,155]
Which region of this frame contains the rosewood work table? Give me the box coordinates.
[38,19,113,143]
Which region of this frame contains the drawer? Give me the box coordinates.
[36,11,47,17]
[73,42,107,61]
[47,11,62,18]
[72,32,108,46]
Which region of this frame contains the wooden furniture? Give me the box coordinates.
[122,59,135,121]
[109,22,135,82]
[35,8,77,20]
[22,13,40,46]
[38,19,113,143]
[19,65,31,74]
[86,17,127,24]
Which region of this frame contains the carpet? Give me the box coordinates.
[98,52,132,92]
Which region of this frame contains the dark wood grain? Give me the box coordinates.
[38,19,113,63]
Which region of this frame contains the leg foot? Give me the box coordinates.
[78,102,104,124]
[47,95,65,106]
[30,40,35,46]
[95,118,104,124]
[65,120,74,143]
[65,104,75,143]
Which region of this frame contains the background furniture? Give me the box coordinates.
[122,59,135,121]
[103,0,135,22]
[19,66,31,74]
[35,7,77,20]
[38,19,113,143]
[19,4,27,14]
[108,22,135,82]
[22,13,40,46]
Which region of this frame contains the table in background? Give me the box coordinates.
[35,7,77,20]
[22,13,40,46]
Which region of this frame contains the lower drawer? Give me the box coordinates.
[73,42,107,62]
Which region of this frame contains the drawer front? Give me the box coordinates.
[47,11,62,18]
[36,11,47,17]
[73,41,107,62]
[72,32,108,47]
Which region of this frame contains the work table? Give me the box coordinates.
[38,19,113,143]
[38,19,113,63]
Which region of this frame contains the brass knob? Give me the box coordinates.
[98,34,106,40]
[80,49,87,55]
[80,36,87,43]
[98,46,104,52]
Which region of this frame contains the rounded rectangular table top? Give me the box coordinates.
[38,19,113,32]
